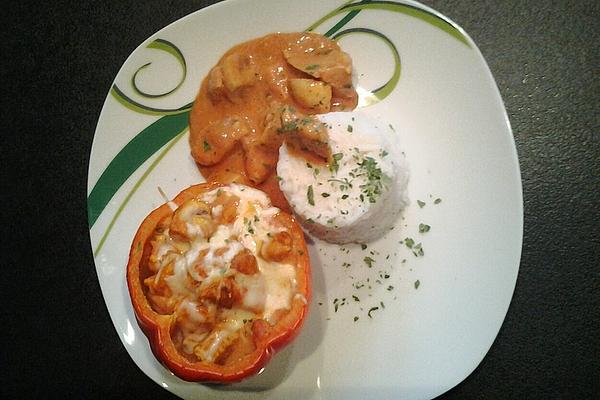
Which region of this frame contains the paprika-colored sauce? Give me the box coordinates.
[189,32,358,212]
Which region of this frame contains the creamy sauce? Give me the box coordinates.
[189,32,358,212]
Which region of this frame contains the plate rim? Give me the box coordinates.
[88,0,524,398]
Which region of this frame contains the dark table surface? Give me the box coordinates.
[4,0,599,398]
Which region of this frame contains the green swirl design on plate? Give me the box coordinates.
[309,0,471,47]
[111,86,192,116]
[92,130,187,256]
[89,39,191,233]
[307,0,362,36]
[132,38,188,98]
[112,39,192,116]
[87,112,189,229]
[333,27,401,106]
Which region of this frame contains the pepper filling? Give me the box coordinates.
[141,184,301,365]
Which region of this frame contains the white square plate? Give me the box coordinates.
[88,1,523,399]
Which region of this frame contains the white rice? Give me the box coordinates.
[277,112,409,244]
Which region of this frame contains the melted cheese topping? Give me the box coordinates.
[146,184,299,361]
[258,258,297,323]
[196,320,244,362]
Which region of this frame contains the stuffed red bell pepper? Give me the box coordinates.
[126,182,311,382]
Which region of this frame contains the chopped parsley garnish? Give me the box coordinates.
[305,218,315,224]
[306,162,313,169]
[367,306,379,318]
[404,237,415,248]
[361,244,367,250]
[413,243,424,257]
[357,156,388,203]
[333,297,347,313]
[434,198,442,204]
[278,120,298,132]
[321,192,330,197]
[389,124,395,132]
[363,256,375,268]
[328,177,353,190]
[243,217,255,234]
[414,280,421,289]
[354,316,359,322]
[305,64,319,70]
[419,223,431,233]
[387,285,394,291]
[203,140,211,152]
[352,295,360,302]
[347,124,353,132]
[329,152,344,173]
[417,200,426,208]
[307,185,315,206]
[275,175,283,181]
[341,194,349,200]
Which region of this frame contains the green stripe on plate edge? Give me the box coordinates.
[87,111,189,227]
[93,130,187,256]
[89,37,192,230]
